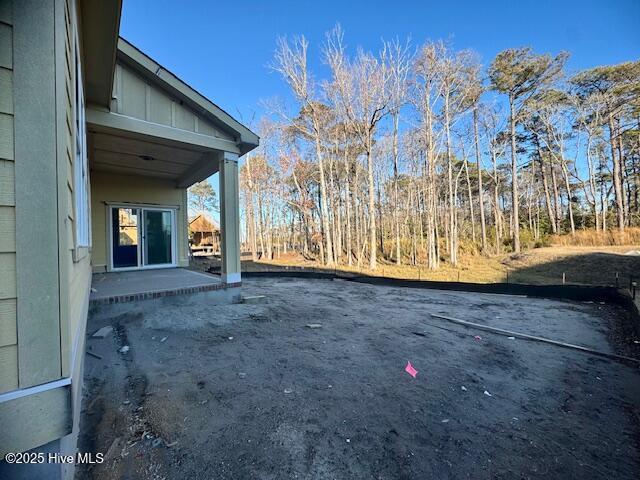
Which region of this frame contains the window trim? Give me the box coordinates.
[73,25,91,252]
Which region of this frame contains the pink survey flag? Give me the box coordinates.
[405,361,418,378]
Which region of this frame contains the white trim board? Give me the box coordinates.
[0,377,71,404]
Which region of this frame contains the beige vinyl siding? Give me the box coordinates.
[0,22,11,68]
[0,298,16,346]
[0,344,17,392]
[0,2,17,394]
[112,62,233,141]
[90,170,189,272]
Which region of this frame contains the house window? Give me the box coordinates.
[74,39,90,247]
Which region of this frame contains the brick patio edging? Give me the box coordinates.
[89,281,242,306]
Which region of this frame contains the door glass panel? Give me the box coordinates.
[112,208,139,268]
[144,210,172,265]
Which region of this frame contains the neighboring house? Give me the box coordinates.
[0,1,258,478]
[189,212,220,254]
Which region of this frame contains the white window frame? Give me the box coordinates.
[73,29,90,248]
[107,204,178,272]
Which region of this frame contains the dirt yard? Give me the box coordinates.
[78,277,640,479]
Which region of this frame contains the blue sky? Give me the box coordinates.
[121,0,639,128]
[121,1,639,219]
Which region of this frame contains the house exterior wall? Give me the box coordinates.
[112,61,234,141]
[0,0,18,396]
[0,2,90,475]
[90,170,190,272]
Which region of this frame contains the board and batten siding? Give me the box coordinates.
[112,62,234,141]
[0,0,18,395]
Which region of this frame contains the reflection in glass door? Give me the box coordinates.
[143,209,173,266]
[112,207,139,268]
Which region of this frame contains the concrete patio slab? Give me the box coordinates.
[90,268,224,305]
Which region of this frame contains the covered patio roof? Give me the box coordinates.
[86,38,258,187]
[87,118,224,187]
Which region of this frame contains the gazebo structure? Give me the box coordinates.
[189,212,220,255]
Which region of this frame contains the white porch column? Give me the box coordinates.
[219,151,241,284]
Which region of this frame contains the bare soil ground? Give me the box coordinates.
[78,277,640,479]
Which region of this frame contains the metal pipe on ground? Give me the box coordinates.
[429,313,640,366]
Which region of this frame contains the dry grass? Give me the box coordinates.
[236,244,640,287]
[548,228,640,247]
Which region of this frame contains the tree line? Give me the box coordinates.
[240,26,640,270]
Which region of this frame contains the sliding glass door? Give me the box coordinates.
[143,209,173,266]
[110,206,176,270]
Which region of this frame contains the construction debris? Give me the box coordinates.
[243,295,267,304]
[104,437,122,463]
[92,326,113,338]
[431,313,640,365]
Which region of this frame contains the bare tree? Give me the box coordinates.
[489,48,568,252]
[325,26,391,269]
[382,38,412,265]
[272,35,335,264]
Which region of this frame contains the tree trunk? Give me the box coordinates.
[464,155,476,244]
[314,134,335,264]
[509,95,520,253]
[366,140,377,270]
[608,113,625,231]
[491,148,502,253]
[550,158,562,232]
[560,161,576,235]
[392,112,401,265]
[445,93,457,265]
[473,108,487,251]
